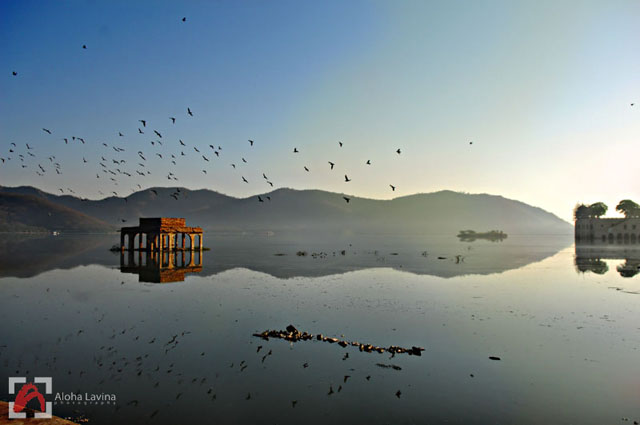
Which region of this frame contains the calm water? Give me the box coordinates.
[1,234,639,424]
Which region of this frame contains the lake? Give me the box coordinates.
[1,233,639,424]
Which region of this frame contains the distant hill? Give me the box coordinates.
[0,186,571,235]
[0,191,114,233]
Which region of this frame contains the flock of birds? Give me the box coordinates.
[2,105,411,204]
[1,13,489,206]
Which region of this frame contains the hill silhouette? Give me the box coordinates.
[0,186,571,234]
[0,191,114,233]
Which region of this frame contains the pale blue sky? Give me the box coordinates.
[1,0,638,221]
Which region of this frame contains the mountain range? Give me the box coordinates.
[0,185,572,235]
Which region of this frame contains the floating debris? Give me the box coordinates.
[376,363,402,370]
[252,325,425,356]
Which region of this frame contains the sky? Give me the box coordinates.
[1,0,638,222]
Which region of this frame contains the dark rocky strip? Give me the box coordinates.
[253,324,425,356]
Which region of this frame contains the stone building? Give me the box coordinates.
[120,217,203,251]
[575,217,640,244]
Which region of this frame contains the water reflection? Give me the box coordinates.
[119,250,203,283]
[574,243,640,278]
[0,233,573,280]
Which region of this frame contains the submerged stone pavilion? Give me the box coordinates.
[120,218,203,252]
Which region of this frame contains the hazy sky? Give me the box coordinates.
[1,0,638,221]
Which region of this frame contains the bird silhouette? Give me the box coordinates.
[242,176,248,183]
[293,148,299,153]
[139,120,146,127]
[187,107,193,116]
[82,44,87,49]
[258,196,264,202]
[248,140,254,146]
[396,148,401,154]
[344,174,351,182]
[328,161,335,169]
[390,185,395,191]
[304,166,309,172]
[182,17,186,22]
[343,196,350,203]
[366,160,371,165]
[170,117,176,124]
[154,130,162,138]
[12,71,17,76]
[179,139,185,146]
[42,128,52,134]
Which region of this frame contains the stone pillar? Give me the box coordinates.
[120,232,125,251]
[188,234,193,251]
[139,233,144,251]
[168,233,174,251]
[128,233,135,251]
[198,233,203,251]
[182,233,186,250]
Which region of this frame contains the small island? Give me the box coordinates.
[457,230,507,242]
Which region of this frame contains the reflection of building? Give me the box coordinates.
[120,250,203,283]
[574,244,640,278]
[120,218,203,252]
[575,218,640,244]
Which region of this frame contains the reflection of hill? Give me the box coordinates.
[0,234,572,280]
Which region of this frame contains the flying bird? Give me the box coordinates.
[248,140,254,146]
[328,161,335,170]
[396,148,401,154]
[390,185,396,191]
[182,17,186,22]
[366,160,371,165]
[344,174,351,182]
[42,128,52,134]
[12,71,17,76]
[154,130,162,138]
[338,141,343,147]
[179,139,185,146]
[293,148,299,153]
[187,107,193,116]
[82,44,87,49]
[242,176,248,183]
[343,196,350,203]
[139,120,146,127]
[171,117,176,124]
[304,166,309,172]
